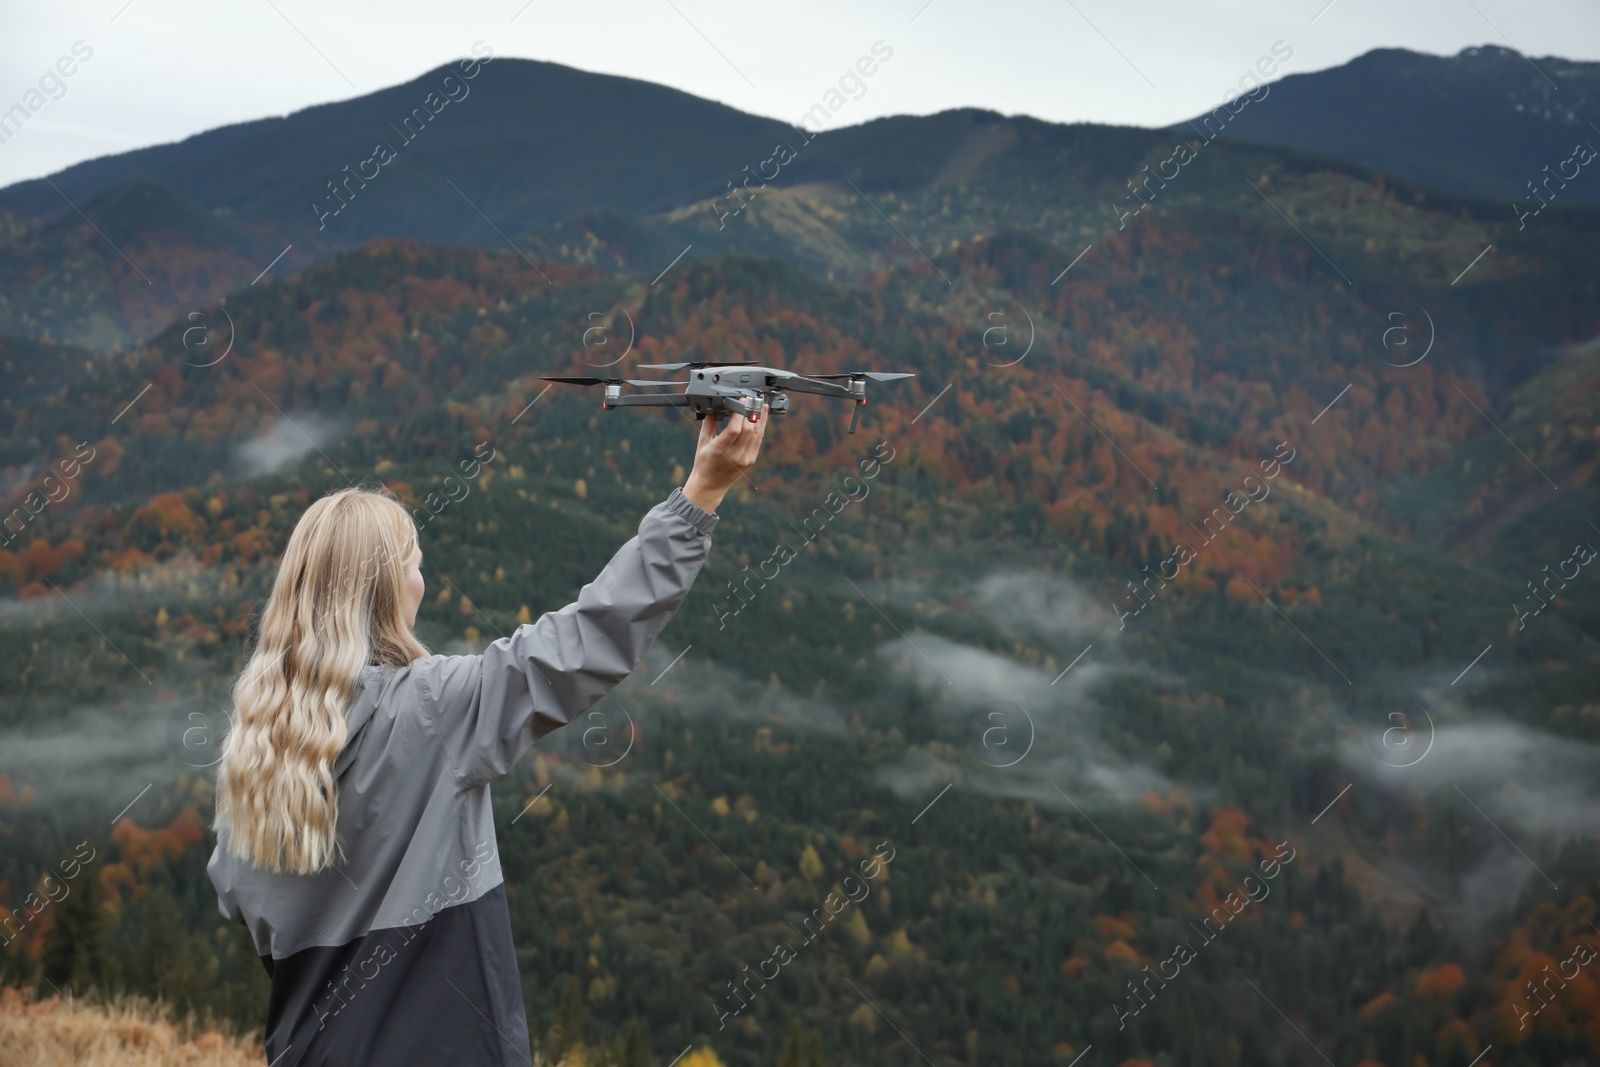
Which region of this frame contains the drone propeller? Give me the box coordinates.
[637,360,763,371]
[806,371,917,382]
[540,374,623,386]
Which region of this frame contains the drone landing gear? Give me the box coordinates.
[847,397,864,434]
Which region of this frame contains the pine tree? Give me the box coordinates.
[0,918,33,988]
[1406,906,1446,963]
[620,1019,650,1067]
[546,975,587,1057]
[777,1019,824,1067]
[40,855,109,996]
[216,922,272,1037]
[136,887,183,1001]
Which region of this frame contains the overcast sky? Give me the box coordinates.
[3,0,1598,189]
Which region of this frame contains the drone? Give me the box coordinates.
[541,360,915,434]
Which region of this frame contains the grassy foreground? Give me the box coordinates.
[0,988,260,1066]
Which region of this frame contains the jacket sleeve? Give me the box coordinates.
[206,842,244,924]
[416,487,718,789]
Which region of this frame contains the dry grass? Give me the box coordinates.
[0,987,733,1066]
[0,987,262,1066]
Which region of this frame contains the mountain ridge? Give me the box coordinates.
[3,46,1598,355]
[1177,44,1600,205]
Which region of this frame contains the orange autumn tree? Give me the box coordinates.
[107,808,205,888]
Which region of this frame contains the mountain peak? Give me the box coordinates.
[1181,44,1599,204]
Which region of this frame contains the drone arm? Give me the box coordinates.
[774,377,857,400]
[606,393,696,410]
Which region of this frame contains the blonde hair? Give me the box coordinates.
[215,485,430,874]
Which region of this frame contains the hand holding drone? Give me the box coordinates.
[681,397,768,514]
[542,359,915,435]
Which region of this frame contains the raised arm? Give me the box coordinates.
[415,487,710,787]
[417,406,767,789]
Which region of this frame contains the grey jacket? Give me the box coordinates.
[208,487,718,1066]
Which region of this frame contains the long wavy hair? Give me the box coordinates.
[215,485,430,875]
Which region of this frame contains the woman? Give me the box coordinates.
[208,408,767,1066]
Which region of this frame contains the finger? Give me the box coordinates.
[726,430,749,463]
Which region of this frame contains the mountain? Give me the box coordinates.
[0,54,778,239]
[0,54,991,247]
[11,47,1597,240]
[5,47,1599,355]
[1180,45,1600,206]
[0,53,1030,349]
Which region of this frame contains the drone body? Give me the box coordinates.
[542,360,915,434]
